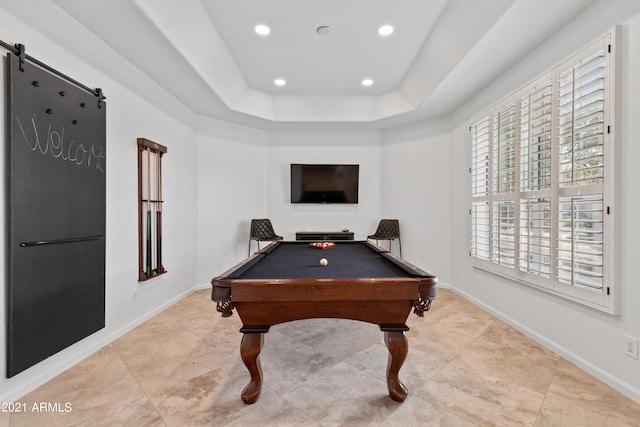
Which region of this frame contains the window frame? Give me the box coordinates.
[469,29,619,314]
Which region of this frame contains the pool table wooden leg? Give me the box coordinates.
[384,330,408,402]
[240,332,264,404]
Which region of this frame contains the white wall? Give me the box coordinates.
[380,123,452,278]
[195,117,268,284]
[266,131,382,241]
[0,4,199,403]
[442,5,640,403]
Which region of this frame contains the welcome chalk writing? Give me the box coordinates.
[16,114,105,174]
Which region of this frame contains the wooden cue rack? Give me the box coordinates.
[137,138,167,281]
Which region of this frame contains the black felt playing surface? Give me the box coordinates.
[235,241,411,279]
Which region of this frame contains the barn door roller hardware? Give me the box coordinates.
[0,39,106,108]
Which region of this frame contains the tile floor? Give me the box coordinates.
[2,288,640,426]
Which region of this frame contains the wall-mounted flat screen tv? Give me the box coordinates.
[291,164,359,204]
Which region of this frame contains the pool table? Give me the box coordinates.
[210,240,437,404]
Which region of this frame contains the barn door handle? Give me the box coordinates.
[19,235,105,247]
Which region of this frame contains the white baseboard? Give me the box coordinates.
[194,282,211,291]
[0,285,205,404]
[6,282,638,406]
[441,282,640,404]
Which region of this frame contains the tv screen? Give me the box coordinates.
[291,164,359,204]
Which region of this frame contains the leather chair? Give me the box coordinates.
[367,219,402,257]
[248,219,283,256]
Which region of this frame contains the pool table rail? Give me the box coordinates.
[211,241,437,320]
[213,278,435,320]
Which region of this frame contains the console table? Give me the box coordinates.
[295,231,354,241]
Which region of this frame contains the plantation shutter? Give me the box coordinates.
[492,105,517,194]
[492,201,515,267]
[470,117,491,260]
[469,30,615,313]
[471,118,490,196]
[520,83,553,192]
[555,36,608,295]
[519,198,551,278]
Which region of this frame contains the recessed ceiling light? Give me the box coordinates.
[254,24,271,36]
[378,25,394,36]
[316,26,331,36]
[361,79,374,87]
[274,78,286,86]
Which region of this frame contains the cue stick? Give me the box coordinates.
[156,150,163,273]
[145,148,152,277]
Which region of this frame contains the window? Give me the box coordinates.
[469,31,617,313]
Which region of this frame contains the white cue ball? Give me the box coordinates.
[320,258,328,266]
